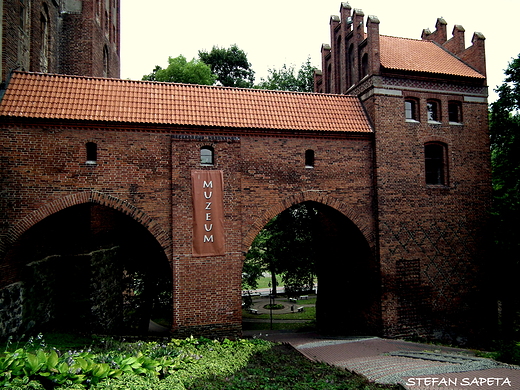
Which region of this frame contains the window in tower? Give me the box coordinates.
[448,101,463,124]
[425,142,448,186]
[427,100,441,123]
[405,99,419,122]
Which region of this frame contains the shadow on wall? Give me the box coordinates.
[0,203,173,337]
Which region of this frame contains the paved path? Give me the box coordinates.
[244,297,314,315]
[244,331,520,389]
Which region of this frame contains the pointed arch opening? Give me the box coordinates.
[4,203,172,336]
[242,201,381,335]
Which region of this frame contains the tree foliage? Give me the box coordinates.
[244,203,318,294]
[198,44,255,88]
[490,55,520,253]
[256,57,316,92]
[142,55,216,85]
[489,54,520,337]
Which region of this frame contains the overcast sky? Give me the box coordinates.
[121,0,520,103]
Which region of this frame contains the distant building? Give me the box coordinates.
[0,0,120,86]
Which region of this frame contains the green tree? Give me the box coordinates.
[489,54,520,338]
[256,57,317,92]
[198,44,255,88]
[142,55,216,85]
[244,203,318,295]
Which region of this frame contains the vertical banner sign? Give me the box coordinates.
[191,170,225,257]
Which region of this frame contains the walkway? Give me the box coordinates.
[244,296,315,315]
[244,331,520,389]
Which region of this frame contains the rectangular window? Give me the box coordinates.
[405,99,418,121]
[305,149,315,168]
[86,142,97,165]
[448,101,462,123]
[427,101,440,122]
[425,143,447,185]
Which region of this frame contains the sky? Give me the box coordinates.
[121,0,520,103]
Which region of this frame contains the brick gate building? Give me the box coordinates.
[0,3,492,342]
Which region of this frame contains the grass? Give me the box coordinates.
[188,342,399,390]
[246,275,283,290]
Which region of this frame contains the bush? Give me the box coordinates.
[0,334,272,389]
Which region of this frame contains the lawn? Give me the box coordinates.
[245,274,283,290]
[0,333,399,390]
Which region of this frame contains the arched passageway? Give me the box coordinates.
[4,203,172,335]
[244,201,381,335]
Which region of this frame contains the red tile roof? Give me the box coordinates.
[0,72,373,133]
[379,35,485,79]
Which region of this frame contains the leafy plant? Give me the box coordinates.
[0,334,273,389]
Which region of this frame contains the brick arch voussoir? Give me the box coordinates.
[3,191,173,262]
[242,191,375,254]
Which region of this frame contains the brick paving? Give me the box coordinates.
[247,332,520,389]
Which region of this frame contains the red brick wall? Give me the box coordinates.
[60,0,120,78]
[0,123,376,337]
[316,4,492,342]
[365,86,492,341]
[1,0,120,84]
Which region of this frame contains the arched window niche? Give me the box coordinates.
[86,142,98,165]
[305,149,315,168]
[200,146,214,166]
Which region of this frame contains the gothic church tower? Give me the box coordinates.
[0,0,120,85]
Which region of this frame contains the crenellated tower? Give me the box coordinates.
[316,3,492,342]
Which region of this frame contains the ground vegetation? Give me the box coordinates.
[0,334,398,390]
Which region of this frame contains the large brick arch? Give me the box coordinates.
[242,191,376,253]
[1,191,172,262]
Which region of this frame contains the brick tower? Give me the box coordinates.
[0,0,120,85]
[316,4,492,341]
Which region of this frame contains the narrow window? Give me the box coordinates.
[448,101,462,123]
[200,146,214,165]
[19,0,26,29]
[335,36,342,92]
[86,142,97,165]
[326,63,332,93]
[347,44,354,87]
[425,143,447,185]
[405,99,418,121]
[103,45,109,77]
[39,5,50,73]
[305,149,315,168]
[427,100,440,122]
[360,53,369,79]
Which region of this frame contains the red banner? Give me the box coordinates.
[191,170,225,257]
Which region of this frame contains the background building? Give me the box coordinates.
[0,0,120,86]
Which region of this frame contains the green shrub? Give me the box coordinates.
[0,335,272,389]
